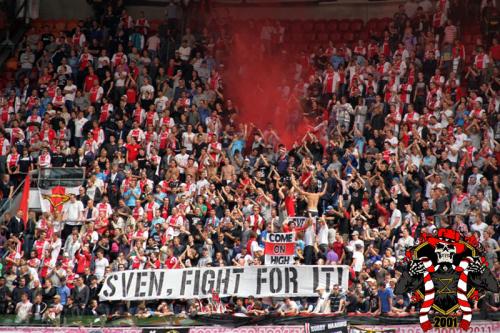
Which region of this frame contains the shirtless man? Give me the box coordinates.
[184,157,198,181]
[291,175,327,217]
[221,157,236,183]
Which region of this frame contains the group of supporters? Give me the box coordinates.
[0,0,498,325]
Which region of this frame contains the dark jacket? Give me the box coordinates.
[8,216,24,238]
[71,285,90,308]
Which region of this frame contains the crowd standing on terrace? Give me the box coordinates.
[0,0,498,325]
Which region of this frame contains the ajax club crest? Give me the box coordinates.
[395,228,499,331]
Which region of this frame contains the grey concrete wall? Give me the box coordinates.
[37,0,403,21]
[212,1,405,21]
[38,0,93,19]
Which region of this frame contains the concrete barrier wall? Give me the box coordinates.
[37,0,404,21]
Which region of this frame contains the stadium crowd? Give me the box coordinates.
[0,0,498,325]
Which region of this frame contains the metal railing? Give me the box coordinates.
[0,170,36,218]
[36,167,86,189]
[0,167,86,220]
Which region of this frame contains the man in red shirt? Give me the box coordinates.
[83,67,99,93]
[125,137,141,163]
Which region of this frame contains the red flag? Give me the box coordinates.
[19,174,30,227]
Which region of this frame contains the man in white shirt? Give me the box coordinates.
[147,32,161,59]
[62,194,84,226]
[177,40,191,62]
[140,78,155,101]
[389,201,402,229]
[15,293,33,324]
[57,57,72,75]
[94,251,109,281]
[278,298,299,316]
[63,78,77,110]
[352,244,365,273]
[175,147,190,176]
[154,90,169,112]
[74,111,88,148]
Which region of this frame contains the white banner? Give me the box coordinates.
[39,186,80,213]
[99,265,349,301]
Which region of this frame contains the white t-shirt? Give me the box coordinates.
[390,209,402,228]
[154,96,169,111]
[352,251,364,272]
[181,132,195,151]
[318,225,329,246]
[250,240,262,257]
[63,200,84,224]
[147,35,161,51]
[64,84,77,102]
[471,222,489,240]
[178,46,191,61]
[74,118,88,138]
[140,84,154,100]
[94,257,109,280]
[16,301,33,321]
[175,153,189,173]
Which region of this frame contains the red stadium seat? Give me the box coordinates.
[375,20,387,32]
[316,32,329,43]
[339,19,350,32]
[32,19,44,30]
[359,31,370,41]
[343,32,355,43]
[290,21,302,34]
[303,21,314,33]
[366,18,378,31]
[150,19,161,32]
[330,32,341,43]
[314,21,326,32]
[54,20,66,32]
[66,20,79,31]
[350,19,363,32]
[327,20,339,32]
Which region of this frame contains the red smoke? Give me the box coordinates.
[221,24,309,148]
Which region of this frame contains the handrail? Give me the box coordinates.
[0,173,29,217]
[14,0,28,21]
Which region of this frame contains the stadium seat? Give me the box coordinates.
[314,21,326,32]
[32,19,44,30]
[359,31,370,41]
[303,21,314,33]
[54,20,66,32]
[350,19,363,32]
[330,32,341,43]
[316,32,329,43]
[66,20,79,32]
[339,19,350,32]
[327,20,339,32]
[150,19,162,32]
[366,18,378,31]
[343,32,355,43]
[290,22,302,34]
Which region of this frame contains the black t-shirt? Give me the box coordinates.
[51,116,65,131]
[51,153,65,167]
[65,154,77,167]
[56,73,69,88]
[19,156,32,174]
[41,33,53,46]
